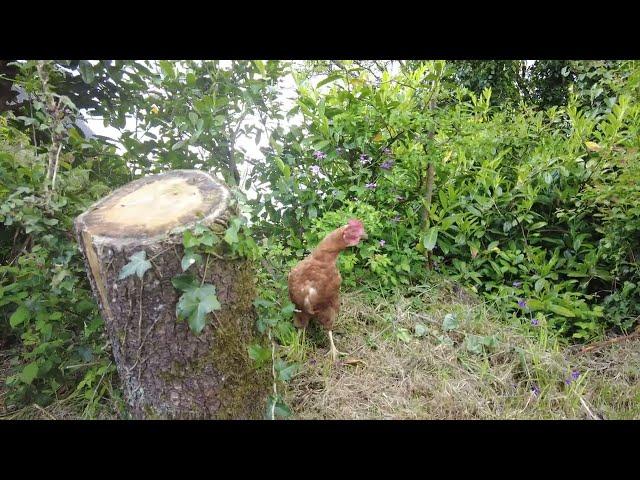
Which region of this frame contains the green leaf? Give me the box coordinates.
[275,360,298,381]
[414,323,428,337]
[534,278,546,293]
[316,74,342,89]
[525,299,545,310]
[199,231,217,247]
[78,61,95,84]
[224,226,239,244]
[254,299,274,309]
[183,230,200,248]
[21,362,39,384]
[465,335,484,355]
[181,251,202,271]
[442,313,459,331]
[118,251,152,280]
[265,395,292,419]
[171,273,198,292]
[253,60,266,75]
[172,140,186,151]
[248,344,271,365]
[176,284,221,334]
[396,328,412,343]
[549,304,576,318]
[280,303,296,316]
[159,60,175,79]
[9,305,29,328]
[423,227,439,251]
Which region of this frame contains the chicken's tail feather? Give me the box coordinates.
[303,286,318,315]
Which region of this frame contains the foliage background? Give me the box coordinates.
[1,59,638,417]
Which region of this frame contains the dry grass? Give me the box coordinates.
[3,278,639,420]
[285,280,640,420]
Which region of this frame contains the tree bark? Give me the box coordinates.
[74,170,269,419]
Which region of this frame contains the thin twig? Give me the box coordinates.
[33,403,57,420]
[201,254,210,286]
[578,328,640,354]
[269,329,278,420]
[579,396,601,420]
[50,143,63,190]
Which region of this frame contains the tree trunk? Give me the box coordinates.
[422,162,436,269]
[74,170,269,419]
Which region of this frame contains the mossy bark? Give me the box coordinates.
[74,170,270,419]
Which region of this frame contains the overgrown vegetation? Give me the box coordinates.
[1,60,639,419]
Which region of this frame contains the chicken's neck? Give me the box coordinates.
[310,229,346,264]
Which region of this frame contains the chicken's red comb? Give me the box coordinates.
[347,218,364,230]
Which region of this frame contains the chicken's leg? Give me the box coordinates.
[327,330,347,362]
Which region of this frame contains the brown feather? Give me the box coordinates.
[288,220,366,331]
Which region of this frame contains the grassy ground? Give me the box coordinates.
[2,277,639,420]
[282,279,640,420]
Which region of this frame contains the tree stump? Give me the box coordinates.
[74,170,269,419]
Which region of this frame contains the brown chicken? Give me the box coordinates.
[288,219,367,361]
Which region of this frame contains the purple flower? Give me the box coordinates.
[531,385,540,396]
[310,165,321,175]
[379,240,386,247]
[380,160,395,170]
[365,182,377,190]
[313,150,327,160]
[565,370,580,385]
[396,195,405,202]
[360,154,371,165]
[531,318,539,326]
[512,281,522,287]
[383,147,392,155]
[518,299,527,309]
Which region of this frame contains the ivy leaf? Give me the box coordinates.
[265,395,292,419]
[442,313,459,331]
[414,323,428,337]
[280,303,296,316]
[465,335,484,355]
[176,284,221,334]
[171,273,198,292]
[192,224,209,235]
[199,231,217,247]
[181,251,202,271]
[224,225,239,244]
[118,251,152,280]
[9,305,30,328]
[183,230,201,249]
[275,358,298,381]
